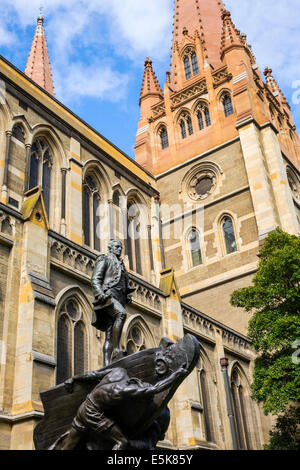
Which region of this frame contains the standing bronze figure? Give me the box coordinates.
[91,240,135,366]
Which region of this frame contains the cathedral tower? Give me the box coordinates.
[135,0,300,332]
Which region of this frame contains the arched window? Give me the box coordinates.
[113,190,120,207]
[127,201,142,275]
[196,104,211,130]
[83,174,101,251]
[180,119,187,139]
[12,124,25,143]
[159,126,169,149]
[277,115,283,130]
[126,324,147,355]
[223,94,234,117]
[222,217,237,254]
[189,229,202,267]
[204,107,211,127]
[197,111,204,130]
[179,112,193,139]
[184,56,192,80]
[199,370,212,442]
[28,138,53,218]
[231,369,251,450]
[196,357,215,443]
[183,50,199,80]
[191,52,199,75]
[56,298,88,384]
[187,116,194,136]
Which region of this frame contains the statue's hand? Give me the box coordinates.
[177,363,188,376]
[64,378,74,393]
[96,292,110,304]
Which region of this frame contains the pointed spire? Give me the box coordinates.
[220,9,244,59]
[25,14,55,96]
[139,57,163,104]
[170,0,225,81]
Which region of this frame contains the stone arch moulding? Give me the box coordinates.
[83,159,111,199]
[121,314,157,351]
[31,124,68,168]
[180,161,223,202]
[228,360,251,388]
[216,210,240,256]
[0,100,12,131]
[54,286,94,369]
[180,43,197,59]
[10,114,32,144]
[55,285,93,326]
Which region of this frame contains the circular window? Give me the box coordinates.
[188,170,217,201]
[287,167,300,203]
[195,176,213,196]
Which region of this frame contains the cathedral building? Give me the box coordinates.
[0,0,299,450]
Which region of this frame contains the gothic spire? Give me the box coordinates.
[25,14,55,96]
[170,0,225,82]
[139,57,163,104]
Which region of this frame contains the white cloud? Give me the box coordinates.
[0,0,299,119]
[53,62,128,105]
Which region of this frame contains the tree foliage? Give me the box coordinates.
[230,228,300,415]
[263,406,300,451]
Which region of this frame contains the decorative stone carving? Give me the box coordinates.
[286,166,300,203]
[171,78,207,109]
[212,66,232,88]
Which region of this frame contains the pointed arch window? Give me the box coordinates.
[56,298,88,385]
[83,173,101,251]
[183,49,199,80]
[222,217,237,254]
[126,324,147,355]
[28,138,53,218]
[184,56,192,80]
[187,116,194,135]
[189,229,202,267]
[180,119,187,139]
[159,126,169,150]
[191,52,199,75]
[223,94,234,117]
[196,104,211,131]
[12,124,25,143]
[127,201,143,275]
[197,111,204,130]
[231,369,251,450]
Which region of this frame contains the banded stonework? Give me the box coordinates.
[0,0,299,450]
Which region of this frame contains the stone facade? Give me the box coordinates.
[0,1,299,451]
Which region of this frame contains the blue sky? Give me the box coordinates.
[0,0,299,159]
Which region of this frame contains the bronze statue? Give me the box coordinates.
[54,361,187,450]
[34,335,200,451]
[91,240,135,366]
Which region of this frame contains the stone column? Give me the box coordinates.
[1,131,12,204]
[60,168,67,236]
[24,143,32,193]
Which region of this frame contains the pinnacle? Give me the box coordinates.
[140,57,163,102]
[264,66,286,100]
[220,7,244,57]
[25,15,55,96]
